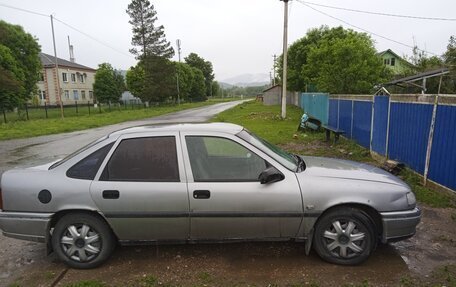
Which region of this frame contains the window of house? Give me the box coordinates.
[79,74,85,83]
[100,137,179,182]
[391,58,396,66]
[81,90,86,100]
[38,90,46,100]
[186,136,267,182]
[71,73,76,83]
[89,91,93,99]
[73,90,79,100]
[62,72,68,82]
[64,90,70,99]
[39,72,44,82]
[67,142,115,180]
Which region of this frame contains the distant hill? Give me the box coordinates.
[220,73,270,87]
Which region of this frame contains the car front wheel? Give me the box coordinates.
[51,213,115,269]
[313,207,376,265]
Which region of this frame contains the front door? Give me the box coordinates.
[180,132,303,240]
[90,132,189,241]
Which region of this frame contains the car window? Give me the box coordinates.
[100,136,179,182]
[186,136,267,182]
[237,129,297,171]
[66,142,114,180]
[49,135,109,170]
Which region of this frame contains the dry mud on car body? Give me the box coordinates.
[0,123,421,268]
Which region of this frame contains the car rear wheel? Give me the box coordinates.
[51,213,115,269]
[313,208,376,265]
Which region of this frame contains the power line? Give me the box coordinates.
[0,2,133,59]
[0,2,48,17]
[53,17,133,59]
[300,1,456,21]
[296,0,438,56]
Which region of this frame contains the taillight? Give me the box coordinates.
[0,187,3,210]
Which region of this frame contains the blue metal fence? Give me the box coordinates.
[388,103,433,174]
[371,96,389,156]
[300,93,456,191]
[428,105,456,190]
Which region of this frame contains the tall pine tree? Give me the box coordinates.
[126,0,174,59]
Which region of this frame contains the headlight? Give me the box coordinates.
[406,192,416,207]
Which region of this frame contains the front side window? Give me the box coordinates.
[391,58,396,66]
[186,136,267,182]
[101,137,179,182]
[71,73,76,82]
[81,90,86,99]
[67,142,114,180]
[73,90,79,100]
[64,90,70,99]
[237,129,297,171]
[62,72,68,82]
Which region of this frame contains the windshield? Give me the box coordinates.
[237,129,298,171]
[49,135,109,170]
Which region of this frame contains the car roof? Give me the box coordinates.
[108,122,244,138]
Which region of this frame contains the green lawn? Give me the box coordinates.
[0,99,237,141]
[212,101,456,208]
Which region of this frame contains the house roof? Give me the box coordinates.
[262,84,281,93]
[39,52,96,71]
[377,49,414,67]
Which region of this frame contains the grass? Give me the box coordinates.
[0,99,237,141]
[212,101,456,208]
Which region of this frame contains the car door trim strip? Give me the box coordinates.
[104,211,322,218]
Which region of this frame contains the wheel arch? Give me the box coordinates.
[48,209,119,241]
[315,203,383,239]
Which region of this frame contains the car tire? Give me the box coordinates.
[51,213,115,269]
[313,207,376,265]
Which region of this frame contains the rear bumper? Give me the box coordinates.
[380,207,421,243]
[0,211,53,243]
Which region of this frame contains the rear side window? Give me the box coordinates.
[100,137,179,182]
[67,142,114,180]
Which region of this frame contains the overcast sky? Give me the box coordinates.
[0,0,455,80]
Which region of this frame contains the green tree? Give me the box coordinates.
[142,56,175,103]
[126,63,145,99]
[0,20,41,109]
[126,0,174,59]
[175,62,195,101]
[0,45,25,110]
[189,67,206,101]
[279,26,388,94]
[444,36,456,92]
[93,63,125,103]
[185,53,214,97]
[211,81,220,97]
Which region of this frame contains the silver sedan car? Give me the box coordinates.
[0,123,420,268]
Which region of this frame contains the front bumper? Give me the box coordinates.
[0,211,53,243]
[380,207,421,243]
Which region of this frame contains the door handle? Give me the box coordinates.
[193,190,210,199]
[102,190,120,199]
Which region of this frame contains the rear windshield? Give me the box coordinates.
[49,136,108,170]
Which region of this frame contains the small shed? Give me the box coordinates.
[262,85,299,106]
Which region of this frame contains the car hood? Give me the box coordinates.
[300,156,407,187]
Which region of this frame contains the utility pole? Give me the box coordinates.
[280,0,289,119]
[176,39,182,105]
[273,54,277,86]
[50,15,64,119]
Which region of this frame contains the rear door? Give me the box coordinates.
[180,131,303,240]
[90,132,190,241]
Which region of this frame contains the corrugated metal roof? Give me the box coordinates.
[40,52,96,71]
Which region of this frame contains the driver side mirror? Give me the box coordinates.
[259,166,285,184]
